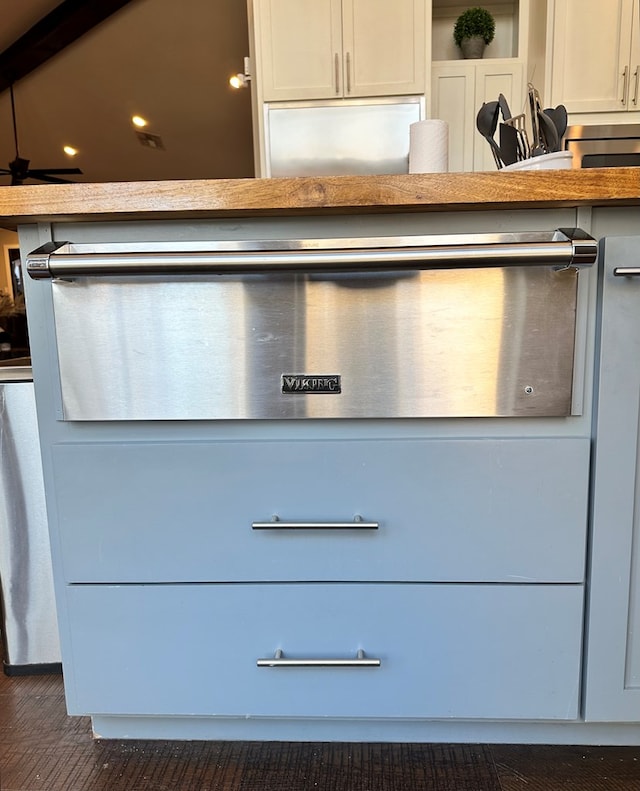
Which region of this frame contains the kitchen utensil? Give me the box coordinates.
[498,93,512,122]
[476,101,503,169]
[528,83,545,155]
[537,109,560,153]
[499,123,520,166]
[544,105,568,147]
[504,113,530,160]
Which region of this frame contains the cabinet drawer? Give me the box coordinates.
[52,438,589,583]
[64,582,583,720]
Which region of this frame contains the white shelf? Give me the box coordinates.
[432,1,520,61]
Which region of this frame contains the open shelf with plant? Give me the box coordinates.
[432,1,522,61]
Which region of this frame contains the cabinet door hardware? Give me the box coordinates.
[252,515,379,530]
[257,648,381,667]
[346,51,352,93]
[632,66,639,106]
[613,267,640,276]
[622,65,629,104]
[334,53,340,94]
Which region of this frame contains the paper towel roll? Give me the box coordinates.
[409,119,449,173]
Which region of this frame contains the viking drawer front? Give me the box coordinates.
[51,437,589,583]
[64,583,583,720]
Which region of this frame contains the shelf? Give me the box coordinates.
[432,1,521,61]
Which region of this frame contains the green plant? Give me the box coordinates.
[453,7,496,47]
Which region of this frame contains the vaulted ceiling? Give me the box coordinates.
[0,0,255,184]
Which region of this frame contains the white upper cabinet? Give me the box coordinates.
[549,0,640,112]
[255,0,343,101]
[255,0,425,102]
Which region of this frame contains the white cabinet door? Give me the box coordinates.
[256,0,343,101]
[342,0,425,97]
[550,0,636,112]
[256,0,424,101]
[585,236,640,722]
[631,0,640,110]
[431,61,523,173]
[473,61,524,172]
[431,63,476,172]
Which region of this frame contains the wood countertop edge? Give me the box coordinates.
[0,169,638,226]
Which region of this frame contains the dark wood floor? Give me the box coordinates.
[1,665,640,791]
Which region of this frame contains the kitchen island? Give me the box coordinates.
[9,169,640,743]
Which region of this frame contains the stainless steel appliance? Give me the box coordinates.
[26,229,597,421]
[564,123,640,168]
[264,97,423,177]
[0,373,61,674]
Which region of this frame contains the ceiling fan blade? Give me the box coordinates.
[26,173,79,184]
[27,167,83,176]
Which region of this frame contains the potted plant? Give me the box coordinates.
[453,7,495,59]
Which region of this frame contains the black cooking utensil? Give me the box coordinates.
[476,101,503,169]
[505,113,530,160]
[499,123,520,166]
[544,105,568,147]
[498,93,512,122]
[537,109,560,153]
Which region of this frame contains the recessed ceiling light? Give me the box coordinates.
[131,115,148,128]
[63,145,78,156]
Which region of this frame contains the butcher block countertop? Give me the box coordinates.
[0,168,639,227]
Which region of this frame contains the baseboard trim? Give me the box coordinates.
[3,660,62,677]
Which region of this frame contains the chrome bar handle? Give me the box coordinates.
[622,65,629,104]
[26,230,598,279]
[613,267,640,277]
[252,514,378,530]
[334,53,340,94]
[346,52,352,93]
[633,66,639,106]
[257,648,381,668]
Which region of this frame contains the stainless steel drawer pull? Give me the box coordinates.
[252,514,379,530]
[26,229,597,279]
[613,267,640,277]
[257,648,381,668]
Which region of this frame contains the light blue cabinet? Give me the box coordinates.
[19,211,640,743]
[585,235,640,722]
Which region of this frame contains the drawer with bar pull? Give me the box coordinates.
[52,436,589,584]
[64,582,583,720]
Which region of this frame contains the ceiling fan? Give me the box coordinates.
[0,84,83,185]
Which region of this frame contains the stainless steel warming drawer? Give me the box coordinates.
[26,229,597,420]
